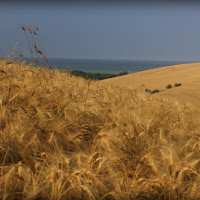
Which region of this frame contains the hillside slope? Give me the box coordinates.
[101,63,200,108]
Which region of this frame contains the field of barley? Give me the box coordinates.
[0,59,200,200]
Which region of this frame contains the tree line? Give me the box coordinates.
[70,70,128,80]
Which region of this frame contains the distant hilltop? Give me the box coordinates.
[101,62,200,109]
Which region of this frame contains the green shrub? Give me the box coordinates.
[145,88,160,94]
[166,84,172,89]
[145,88,152,93]
[151,89,160,94]
[174,83,182,87]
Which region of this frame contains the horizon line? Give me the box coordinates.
[19,57,200,63]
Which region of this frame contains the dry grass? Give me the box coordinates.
[0,59,200,199]
[20,25,50,68]
[101,62,200,109]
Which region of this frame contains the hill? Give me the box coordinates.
[101,63,200,108]
[0,59,200,199]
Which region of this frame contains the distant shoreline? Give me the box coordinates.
[21,57,197,63]
[17,57,193,74]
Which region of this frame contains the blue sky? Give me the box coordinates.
[1,2,200,61]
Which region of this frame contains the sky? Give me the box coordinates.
[1,1,200,61]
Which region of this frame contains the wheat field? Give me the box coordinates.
[101,62,200,109]
[0,59,200,199]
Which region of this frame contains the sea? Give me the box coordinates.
[22,58,193,74]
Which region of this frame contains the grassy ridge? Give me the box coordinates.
[0,59,200,199]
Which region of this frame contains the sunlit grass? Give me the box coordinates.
[0,59,199,199]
